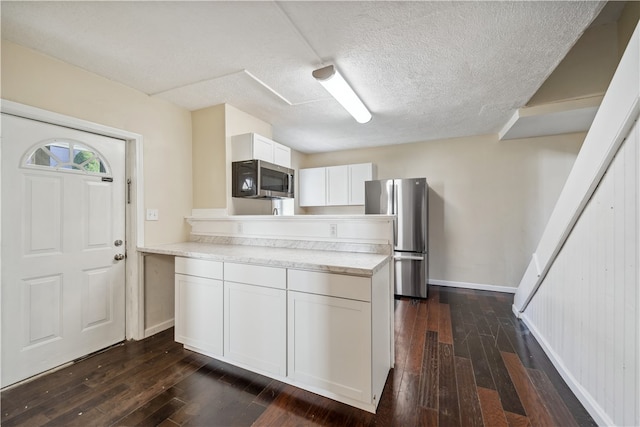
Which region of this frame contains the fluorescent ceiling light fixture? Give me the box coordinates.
[312,65,372,124]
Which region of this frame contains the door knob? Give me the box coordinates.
[114,254,125,261]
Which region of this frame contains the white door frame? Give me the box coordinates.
[1,99,146,341]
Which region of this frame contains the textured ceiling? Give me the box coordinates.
[1,1,607,153]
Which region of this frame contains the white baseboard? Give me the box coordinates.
[519,313,613,427]
[429,279,517,294]
[511,303,521,318]
[144,319,174,338]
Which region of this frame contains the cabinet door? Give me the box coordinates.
[288,291,372,402]
[273,143,291,168]
[348,163,373,205]
[224,282,286,376]
[326,165,349,206]
[299,167,327,206]
[253,134,275,163]
[174,274,223,357]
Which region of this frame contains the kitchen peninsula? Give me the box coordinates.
[140,214,395,413]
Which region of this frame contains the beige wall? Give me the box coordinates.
[528,22,619,105]
[192,104,226,209]
[618,3,640,59]
[191,102,304,216]
[300,132,584,288]
[1,40,193,246]
[2,40,193,335]
[144,255,175,332]
[224,104,274,215]
[529,9,639,107]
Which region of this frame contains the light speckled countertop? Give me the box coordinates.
[139,242,390,277]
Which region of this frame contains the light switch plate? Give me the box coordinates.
[146,209,159,221]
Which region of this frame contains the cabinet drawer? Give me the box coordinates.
[224,262,286,289]
[175,257,223,280]
[288,269,371,302]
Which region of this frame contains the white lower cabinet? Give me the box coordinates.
[288,290,372,402]
[224,281,286,376]
[174,257,391,414]
[174,257,224,357]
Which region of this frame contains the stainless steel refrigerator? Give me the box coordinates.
[365,178,428,298]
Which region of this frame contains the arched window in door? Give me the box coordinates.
[23,139,111,176]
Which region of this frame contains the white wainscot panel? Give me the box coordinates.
[523,121,638,427]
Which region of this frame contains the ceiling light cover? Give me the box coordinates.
[312,65,372,124]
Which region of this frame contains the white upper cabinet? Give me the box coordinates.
[299,163,374,207]
[231,133,291,168]
[299,167,327,207]
[273,143,291,168]
[326,165,349,206]
[348,163,374,205]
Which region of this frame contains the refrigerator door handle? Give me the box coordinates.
[393,255,425,261]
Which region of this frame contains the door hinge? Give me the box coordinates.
[127,178,132,204]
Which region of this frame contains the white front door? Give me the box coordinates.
[1,114,126,387]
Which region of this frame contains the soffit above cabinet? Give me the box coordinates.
[499,95,603,140]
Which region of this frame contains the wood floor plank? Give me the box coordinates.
[406,302,429,374]
[438,343,460,427]
[504,411,531,427]
[499,318,597,426]
[501,351,556,427]
[418,296,429,319]
[438,288,450,304]
[420,330,439,409]
[369,379,395,427]
[41,383,129,426]
[252,384,313,426]
[527,368,579,427]
[2,383,107,427]
[479,335,526,416]
[133,397,186,427]
[228,402,269,427]
[450,307,471,358]
[427,295,441,332]
[168,355,267,427]
[1,287,596,427]
[477,387,508,427]
[466,325,496,391]
[472,310,494,337]
[253,379,286,408]
[454,357,483,427]
[417,407,439,427]
[179,379,262,427]
[0,341,135,420]
[95,352,206,424]
[166,366,233,425]
[393,371,422,427]
[395,298,419,369]
[111,387,181,426]
[0,409,52,427]
[495,325,516,354]
[439,303,454,345]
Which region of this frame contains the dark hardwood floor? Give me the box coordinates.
[1,286,595,426]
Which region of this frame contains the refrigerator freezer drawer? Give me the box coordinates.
[393,254,428,298]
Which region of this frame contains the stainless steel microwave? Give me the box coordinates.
[232,159,294,199]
